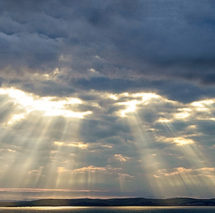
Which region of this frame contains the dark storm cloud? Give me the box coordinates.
[0,0,215,101]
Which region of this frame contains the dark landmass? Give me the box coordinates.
[0,198,215,207]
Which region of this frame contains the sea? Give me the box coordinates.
[0,206,215,213]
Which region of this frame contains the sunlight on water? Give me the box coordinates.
[0,206,215,213]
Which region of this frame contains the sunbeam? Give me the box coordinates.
[113,91,215,197]
[0,87,93,195]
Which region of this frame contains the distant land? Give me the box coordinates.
[0,198,215,207]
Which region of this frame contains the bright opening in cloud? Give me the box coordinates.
[0,87,92,124]
[116,92,161,117]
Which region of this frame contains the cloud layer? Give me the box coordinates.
[0,0,215,199]
[0,0,215,99]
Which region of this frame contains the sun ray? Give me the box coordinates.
[113,91,215,197]
[0,87,94,191]
[17,117,54,188]
[154,125,215,196]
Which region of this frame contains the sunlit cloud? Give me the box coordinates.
[33,68,60,81]
[173,138,195,146]
[158,136,195,146]
[156,118,172,123]
[115,92,161,117]
[173,108,191,120]
[72,166,107,174]
[114,154,130,162]
[191,99,215,112]
[7,113,26,126]
[0,87,92,124]
[155,167,215,182]
[54,141,88,149]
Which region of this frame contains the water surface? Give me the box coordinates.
[0,206,215,213]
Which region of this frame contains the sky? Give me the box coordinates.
[0,0,215,200]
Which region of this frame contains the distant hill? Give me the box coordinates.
[0,198,215,207]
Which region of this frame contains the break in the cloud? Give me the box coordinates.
[0,0,215,200]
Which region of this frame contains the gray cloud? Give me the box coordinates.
[0,0,215,96]
[0,0,215,199]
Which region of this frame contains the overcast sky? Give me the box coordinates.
[0,0,215,200]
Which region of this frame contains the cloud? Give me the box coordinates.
[54,141,88,149]
[0,0,215,102]
[155,167,215,182]
[0,0,215,199]
[114,154,130,162]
